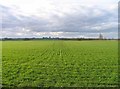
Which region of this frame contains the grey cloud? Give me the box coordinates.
[54,6,117,33]
[1,4,118,38]
[1,5,49,29]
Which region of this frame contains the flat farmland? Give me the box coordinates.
[2,40,118,87]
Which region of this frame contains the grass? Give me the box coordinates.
[1,40,118,87]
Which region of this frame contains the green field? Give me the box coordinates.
[2,40,118,87]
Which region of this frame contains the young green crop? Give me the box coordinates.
[2,40,118,87]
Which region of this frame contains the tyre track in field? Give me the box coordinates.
[50,41,70,69]
[31,41,57,66]
[62,41,75,59]
[21,41,74,70]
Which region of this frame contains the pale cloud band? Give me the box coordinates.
[1,0,118,38]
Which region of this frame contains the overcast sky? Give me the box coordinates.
[0,0,119,38]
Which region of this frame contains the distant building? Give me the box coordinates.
[99,33,103,39]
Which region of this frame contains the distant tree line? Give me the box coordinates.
[0,37,118,41]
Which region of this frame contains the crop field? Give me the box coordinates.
[1,40,118,88]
